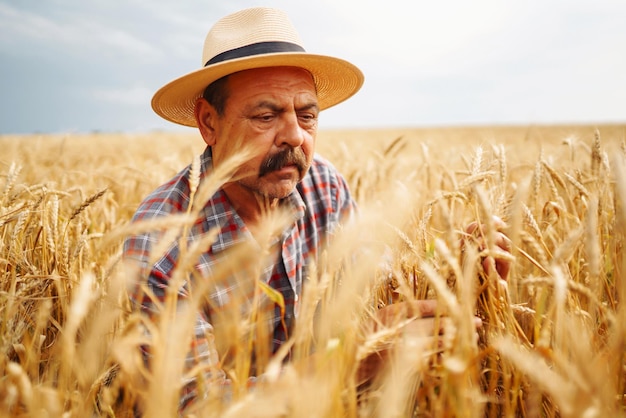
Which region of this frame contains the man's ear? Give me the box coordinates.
[194,98,217,146]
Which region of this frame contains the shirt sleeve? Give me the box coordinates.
[303,154,358,235]
[334,165,358,223]
[123,231,244,413]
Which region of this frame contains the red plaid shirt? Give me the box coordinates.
[123,146,355,407]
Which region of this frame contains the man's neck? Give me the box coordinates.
[222,182,280,237]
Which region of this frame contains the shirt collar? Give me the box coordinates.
[202,146,307,253]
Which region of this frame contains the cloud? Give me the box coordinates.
[2,0,625,134]
[91,85,153,107]
[309,0,626,85]
[310,0,521,75]
[0,3,161,58]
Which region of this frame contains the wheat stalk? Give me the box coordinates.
[591,129,602,176]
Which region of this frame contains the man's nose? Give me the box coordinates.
[275,114,305,148]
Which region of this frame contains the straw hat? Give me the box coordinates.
[151,7,364,127]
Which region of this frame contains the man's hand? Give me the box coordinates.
[357,300,482,384]
[464,215,513,281]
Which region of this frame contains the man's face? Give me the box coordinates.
[211,66,319,200]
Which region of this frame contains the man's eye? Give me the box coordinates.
[255,114,275,122]
[299,113,317,124]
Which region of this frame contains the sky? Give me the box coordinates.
[1,0,624,134]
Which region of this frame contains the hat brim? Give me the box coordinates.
[151,52,364,127]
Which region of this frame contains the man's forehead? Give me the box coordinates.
[227,68,319,107]
[235,94,317,116]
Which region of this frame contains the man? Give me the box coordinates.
[123,7,511,414]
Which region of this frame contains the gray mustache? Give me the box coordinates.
[258,148,307,178]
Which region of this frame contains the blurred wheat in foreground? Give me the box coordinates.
[1,125,625,417]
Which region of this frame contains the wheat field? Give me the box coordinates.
[1,124,625,417]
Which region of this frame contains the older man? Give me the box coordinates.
[123,6,511,413]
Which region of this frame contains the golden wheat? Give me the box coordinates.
[1,124,625,417]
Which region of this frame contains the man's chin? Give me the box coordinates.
[256,177,300,200]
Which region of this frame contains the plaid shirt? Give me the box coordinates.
[123,146,355,407]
